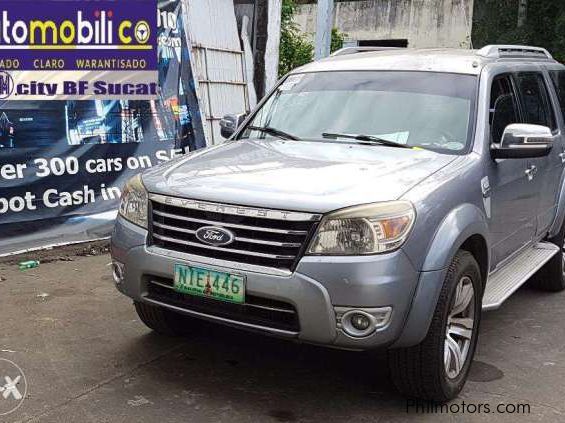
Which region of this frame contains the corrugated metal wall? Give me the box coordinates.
[185,0,250,145]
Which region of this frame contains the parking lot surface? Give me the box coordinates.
[1,249,564,422]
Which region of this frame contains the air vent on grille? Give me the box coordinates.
[146,277,300,332]
[149,195,321,271]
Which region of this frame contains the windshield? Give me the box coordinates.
[238,71,477,154]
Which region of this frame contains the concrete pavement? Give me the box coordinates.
[0,251,564,422]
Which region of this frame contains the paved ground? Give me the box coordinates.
[1,251,565,422]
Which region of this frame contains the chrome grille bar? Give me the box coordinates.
[150,193,322,221]
[153,234,297,259]
[153,210,309,235]
[152,222,302,247]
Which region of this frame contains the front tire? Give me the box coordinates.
[388,250,482,402]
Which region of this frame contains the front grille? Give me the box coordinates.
[145,277,300,332]
[149,194,321,271]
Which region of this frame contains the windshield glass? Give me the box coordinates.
[238,71,477,154]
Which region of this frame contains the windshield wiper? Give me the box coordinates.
[321,132,412,149]
[247,125,300,141]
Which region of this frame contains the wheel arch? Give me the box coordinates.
[460,234,488,288]
[393,203,489,348]
[420,203,490,274]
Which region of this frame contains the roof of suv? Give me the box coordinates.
[294,45,561,76]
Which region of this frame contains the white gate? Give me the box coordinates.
[184,0,250,145]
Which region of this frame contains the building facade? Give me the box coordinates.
[295,0,474,49]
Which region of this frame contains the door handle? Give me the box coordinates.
[559,152,565,163]
[525,165,537,181]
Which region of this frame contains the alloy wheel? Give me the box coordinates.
[444,276,475,379]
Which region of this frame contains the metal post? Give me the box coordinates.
[254,0,268,99]
[265,0,282,93]
[315,0,334,60]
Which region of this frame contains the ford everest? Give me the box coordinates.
[111,45,565,401]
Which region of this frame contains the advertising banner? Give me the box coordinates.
[0,0,206,255]
[0,0,158,100]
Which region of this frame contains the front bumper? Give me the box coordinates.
[111,216,423,350]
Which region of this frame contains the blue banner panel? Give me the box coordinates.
[0,0,206,256]
[0,0,158,69]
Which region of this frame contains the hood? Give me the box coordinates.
[143,139,457,213]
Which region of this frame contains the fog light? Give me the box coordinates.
[335,307,392,338]
[350,313,371,331]
[112,261,125,285]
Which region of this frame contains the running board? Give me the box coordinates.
[482,242,560,311]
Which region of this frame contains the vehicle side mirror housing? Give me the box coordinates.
[491,123,553,159]
[220,113,247,139]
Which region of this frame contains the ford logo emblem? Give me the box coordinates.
[195,226,235,246]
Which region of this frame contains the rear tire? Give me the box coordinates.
[134,301,187,336]
[530,223,565,292]
[388,250,482,402]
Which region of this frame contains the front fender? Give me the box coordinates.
[393,203,489,348]
[421,203,489,272]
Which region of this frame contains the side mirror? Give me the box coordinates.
[491,123,553,159]
[220,113,247,139]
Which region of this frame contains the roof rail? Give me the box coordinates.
[477,45,553,60]
[330,47,402,57]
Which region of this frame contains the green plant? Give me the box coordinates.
[472,0,565,62]
[279,0,314,77]
[330,27,346,53]
[278,0,347,77]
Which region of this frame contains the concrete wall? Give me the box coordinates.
[294,0,474,48]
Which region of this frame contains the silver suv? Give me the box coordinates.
[111,45,565,401]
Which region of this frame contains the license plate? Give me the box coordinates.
[173,264,245,304]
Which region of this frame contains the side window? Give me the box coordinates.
[490,75,520,143]
[549,70,565,123]
[515,72,556,130]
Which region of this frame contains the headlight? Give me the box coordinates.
[118,174,148,228]
[307,201,415,255]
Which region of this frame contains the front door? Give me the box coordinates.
[487,74,539,268]
[537,69,565,235]
[514,71,562,236]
